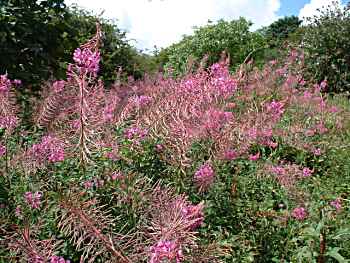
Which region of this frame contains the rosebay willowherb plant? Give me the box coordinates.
[34,23,106,167]
[115,49,347,168]
[1,19,349,262]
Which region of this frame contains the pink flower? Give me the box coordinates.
[315,122,328,134]
[106,149,119,161]
[155,144,164,152]
[299,79,306,86]
[249,152,260,161]
[0,74,12,93]
[72,48,100,75]
[202,109,233,135]
[224,149,238,160]
[291,207,308,220]
[302,167,313,177]
[28,135,65,164]
[267,140,278,148]
[15,206,22,217]
[133,95,153,107]
[24,191,42,209]
[111,171,123,181]
[50,255,70,263]
[0,116,18,130]
[150,240,183,263]
[313,148,322,156]
[0,144,6,156]
[305,129,316,137]
[13,79,21,86]
[181,203,204,230]
[330,198,342,211]
[271,166,286,176]
[303,91,313,100]
[329,106,339,113]
[124,127,148,143]
[52,80,65,93]
[266,100,284,121]
[83,181,93,189]
[320,80,327,91]
[194,163,215,191]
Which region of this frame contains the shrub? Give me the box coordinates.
[160,18,266,76]
[302,1,350,93]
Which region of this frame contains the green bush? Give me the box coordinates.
[0,0,144,88]
[302,2,350,93]
[160,18,266,76]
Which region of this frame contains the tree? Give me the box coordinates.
[159,18,266,76]
[0,0,68,86]
[302,2,350,93]
[264,16,302,42]
[0,0,144,88]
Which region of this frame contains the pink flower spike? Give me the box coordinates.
[194,163,215,191]
[111,171,123,181]
[0,144,6,156]
[302,167,313,177]
[249,152,260,161]
[330,198,342,211]
[313,148,322,156]
[24,191,42,209]
[291,207,308,220]
[224,149,238,160]
[155,144,164,152]
[52,80,65,93]
[83,181,93,189]
[329,106,339,113]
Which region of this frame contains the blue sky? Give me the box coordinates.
[65,0,346,51]
[279,0,347,16]
[278,0,309,16]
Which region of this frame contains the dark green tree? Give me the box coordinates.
[0,0,144,88]
[158,18,266,76]
[302,2,350,93]
[0,0,68,86]
[264,16,302,42]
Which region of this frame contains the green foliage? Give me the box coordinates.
[0,0,67,86]
[262,16,302,44]
[160,18,266,76]
[302,2,350,93]
[0,1,144,88]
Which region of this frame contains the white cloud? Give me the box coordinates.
[65,0,281,51]
[299,0,343,21]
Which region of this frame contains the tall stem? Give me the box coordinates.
[5,134,8,174]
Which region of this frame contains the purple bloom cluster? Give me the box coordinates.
[72,48,100,75]
[24,192,42,209]
[291,207,308,220]
[210,63,237,97]
[266,100,284,121]
[52,80,65,93]
[150,240,183,263]
[330,198,342,211]
[124,127,148,143]
[0,74,21,93]
[50,256,70,263]
[224,149,238,160]
[0,144,6,157]
[29,135,65,164]
[132,95,153,107]
[203,109,233,135]
[0,115,18,130]
[194,163,215,191]
[181,203,204,230]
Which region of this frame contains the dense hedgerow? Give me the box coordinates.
[0,25,350,262]
[302,2,350,94]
